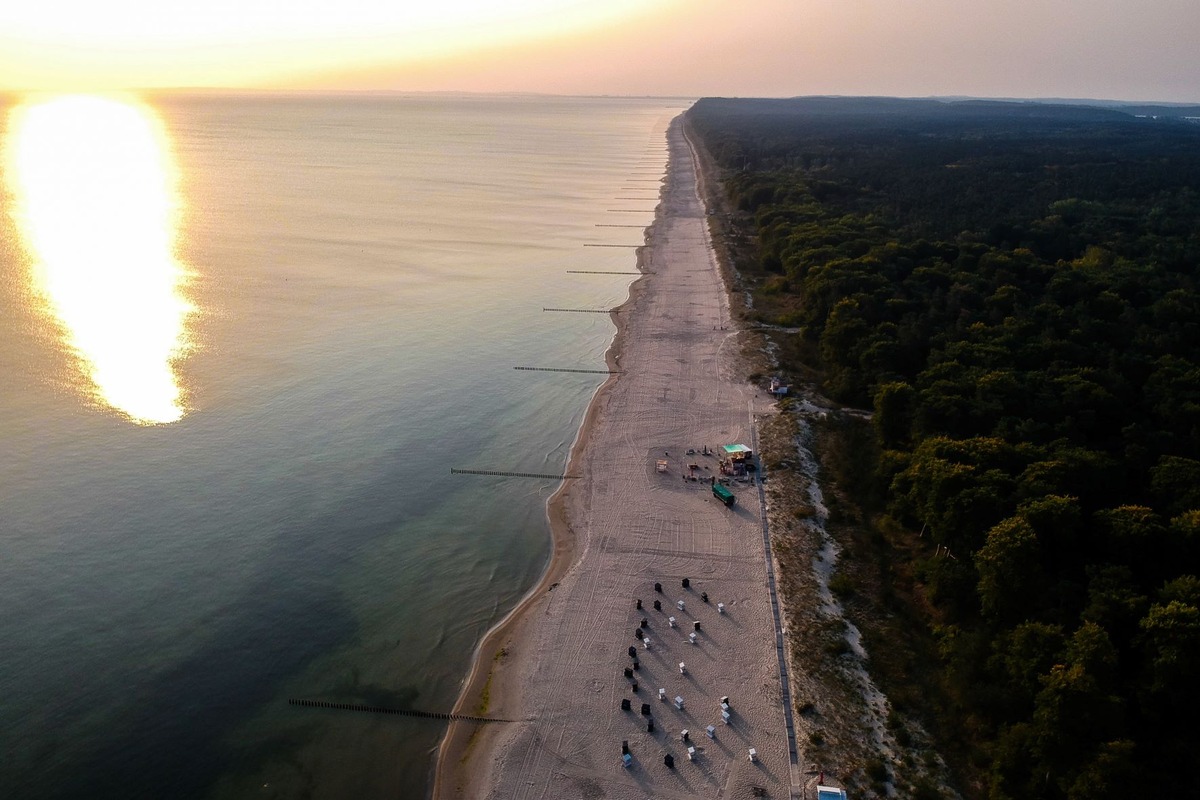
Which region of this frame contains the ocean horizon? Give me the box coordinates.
[0,92,683,799]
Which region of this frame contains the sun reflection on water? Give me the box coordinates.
[4,94,193,424]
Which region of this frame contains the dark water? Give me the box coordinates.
[0,93,682,799]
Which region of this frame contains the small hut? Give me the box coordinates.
[720,444,753,475]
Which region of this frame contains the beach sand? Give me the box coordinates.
[433,114,795,800]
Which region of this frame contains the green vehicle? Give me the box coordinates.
[712,483,735,507]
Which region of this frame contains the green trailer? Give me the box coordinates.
[712,483,735,507]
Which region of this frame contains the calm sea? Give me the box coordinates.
[0,93,684,799]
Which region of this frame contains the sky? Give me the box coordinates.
[1,0,1198,102]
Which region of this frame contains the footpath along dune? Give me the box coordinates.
[434,114,797,800]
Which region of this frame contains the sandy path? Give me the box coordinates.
[434,115,794,800]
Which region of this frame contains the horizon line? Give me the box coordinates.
[1,89,1197,107]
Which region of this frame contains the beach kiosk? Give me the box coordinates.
[712,482,735,507]
[720,443,753,476]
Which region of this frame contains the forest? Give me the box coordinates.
[687,97,1200,800]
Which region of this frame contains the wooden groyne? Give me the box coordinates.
[451,468,579,480]
[288,698,513,724]
[514,366,622,375]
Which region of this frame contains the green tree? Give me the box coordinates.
[874,381,916,448]
[1066,739,1137,800]
[1095,506,1166,575]
[1030,663,1123,791]
[1082,565,1149,652]
[1150,455,1200,517]
[1158,574,1200,606]
[893,436,1025,553]
[1064,622,1119,690]
[977,517,1045,623]
[1018,495,1082,572]
[989,621,1064,718]
[1137,600,1200,716]
[1167,510,1200,565]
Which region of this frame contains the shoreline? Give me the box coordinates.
[433,111,792,799]
[430,131,664,800]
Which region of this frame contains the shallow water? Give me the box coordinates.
[0,93,684,799]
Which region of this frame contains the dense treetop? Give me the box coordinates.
[688,97,1200,800]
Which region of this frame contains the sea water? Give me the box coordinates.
[0,93,685,799]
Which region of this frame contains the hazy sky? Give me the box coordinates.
[2,0,1198,101]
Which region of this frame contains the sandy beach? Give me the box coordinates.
[433,113,795,800]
